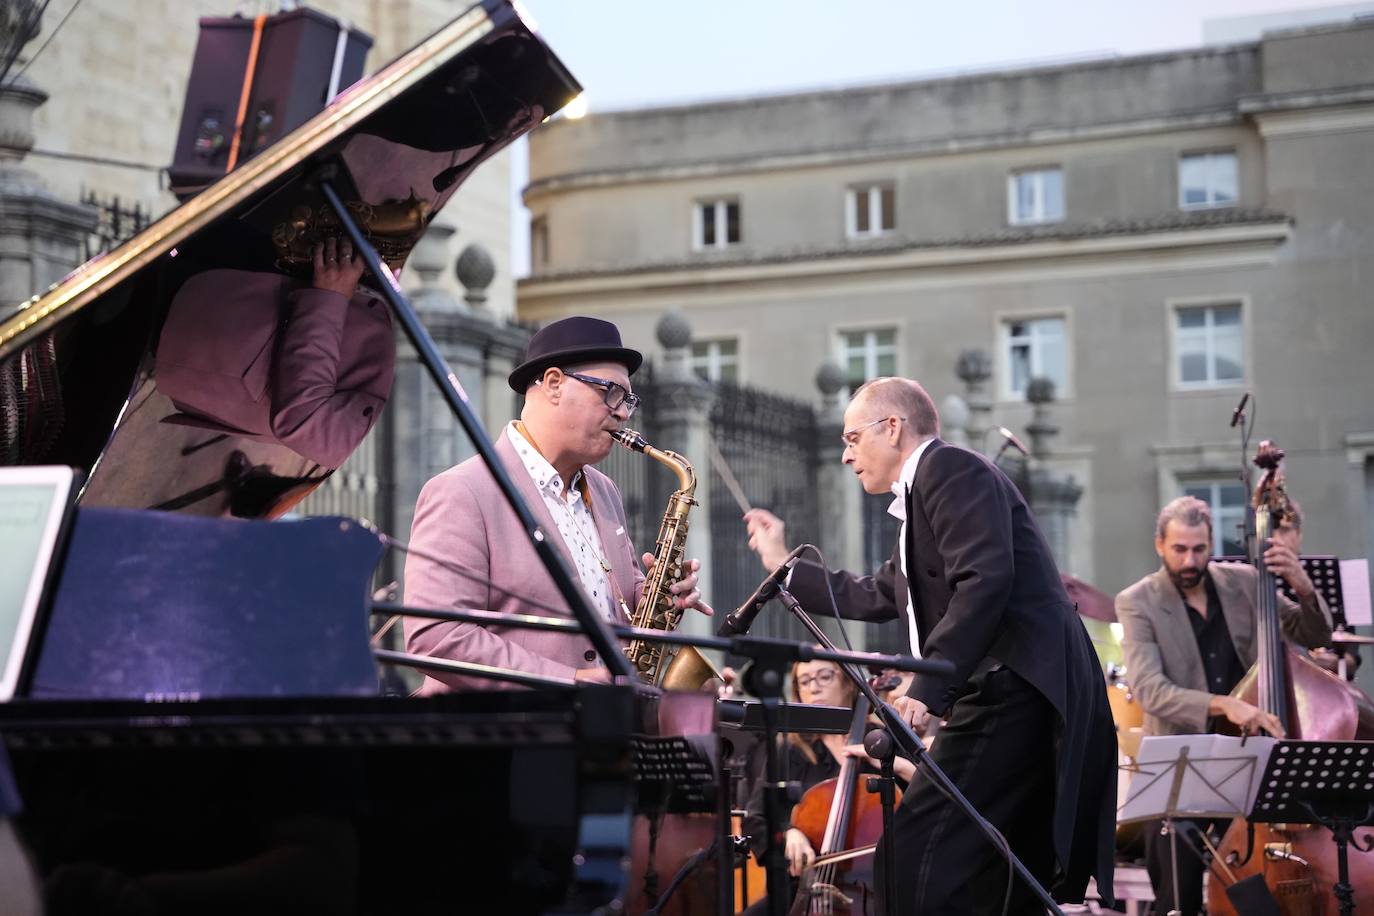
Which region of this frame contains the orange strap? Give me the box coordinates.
[225,14,267,173]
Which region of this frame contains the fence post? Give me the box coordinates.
[1023,377,1081,572]
[956,348,993,452]
[652,311,717,616]
[814,361,865,602]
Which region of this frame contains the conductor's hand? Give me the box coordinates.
[1214,695,1285,738]
[892,695,933,734]
[784,828,816,878]
[311,236,366,298]
[642,554,714,616]
[743,508,791,571]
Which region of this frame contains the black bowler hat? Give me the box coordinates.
[508,316,643,392]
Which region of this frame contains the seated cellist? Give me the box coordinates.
[741,657,914,915]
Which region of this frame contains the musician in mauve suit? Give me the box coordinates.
[156,235,394,469]
[402,316,712,691]
[1116,495,1331,916]
[744,377,1116,915]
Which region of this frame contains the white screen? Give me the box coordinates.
[0,466,75,701]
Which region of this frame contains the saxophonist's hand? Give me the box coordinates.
[641,554,715,616]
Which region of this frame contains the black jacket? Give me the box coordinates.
[787,438,1116,902]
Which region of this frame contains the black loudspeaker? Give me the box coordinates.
[169,7,372,198]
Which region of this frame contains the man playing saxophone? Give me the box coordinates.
[403,316,714,690]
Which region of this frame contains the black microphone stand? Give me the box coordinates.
[863,727,901,916]
[772,586,1067,916]
[738,637,802,916]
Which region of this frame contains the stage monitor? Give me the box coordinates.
[0,466,76,701]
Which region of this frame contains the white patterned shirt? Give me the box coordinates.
[507,422,618,620]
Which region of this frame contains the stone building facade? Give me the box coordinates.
[520,17,1374,655]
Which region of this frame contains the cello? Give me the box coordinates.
[787,689,902,915]
[1208,441,1374,915]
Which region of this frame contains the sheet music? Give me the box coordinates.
[1339,559,1371,626]
[1119,734,1275,823]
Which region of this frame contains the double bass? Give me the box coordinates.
[787,688,902,915]
[1209,441,1374,915]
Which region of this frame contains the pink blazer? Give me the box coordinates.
[402,430,645,692]
[156,268,394,468]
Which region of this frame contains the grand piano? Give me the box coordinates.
[0,4,720,914]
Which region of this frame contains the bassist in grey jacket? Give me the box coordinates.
[1115,495,1331,915]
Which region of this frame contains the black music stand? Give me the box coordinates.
[1216,554,1347,624]
[718,700,853,913]
[1249,740,1374,916]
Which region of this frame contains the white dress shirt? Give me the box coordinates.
[507,422,618,620]
[888,437,935,659]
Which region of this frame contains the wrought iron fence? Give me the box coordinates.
[81,191,151,259]
[707,381,820,644]
[600,370,825,645]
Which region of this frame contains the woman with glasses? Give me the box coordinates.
[739,657,914,914]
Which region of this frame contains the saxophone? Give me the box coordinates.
[610,427,722,690]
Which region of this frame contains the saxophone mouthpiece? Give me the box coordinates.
[610,427,648,453]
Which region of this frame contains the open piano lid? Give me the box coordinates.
[0,0,580,518]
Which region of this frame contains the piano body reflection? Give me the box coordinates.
[0,3,720,914]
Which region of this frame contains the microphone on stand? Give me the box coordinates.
[1229,392,1250,428]
[716,546,805,637]
[993,426,1031,460]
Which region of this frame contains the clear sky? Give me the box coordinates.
[507,0,1369,273]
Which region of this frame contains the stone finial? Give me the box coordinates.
[0,3,45,161]
[456,241,495,291]
[1025,376,1056,405]
[939,393,970,446]
[410,221,455,287]
[0,5,44,54]
[656,309,693,350]
[1024,375,1059,459]
[955,347,993,451]
[655,309,694,381]
[815,360,847,415]
[955,348,992,388]
[455,242,495,316]
[815,361,846,398]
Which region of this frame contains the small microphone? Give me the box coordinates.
[1229,392,1250,428]
[994,426,1031,458]
[864,727,895,763]
[716,546,804,637]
